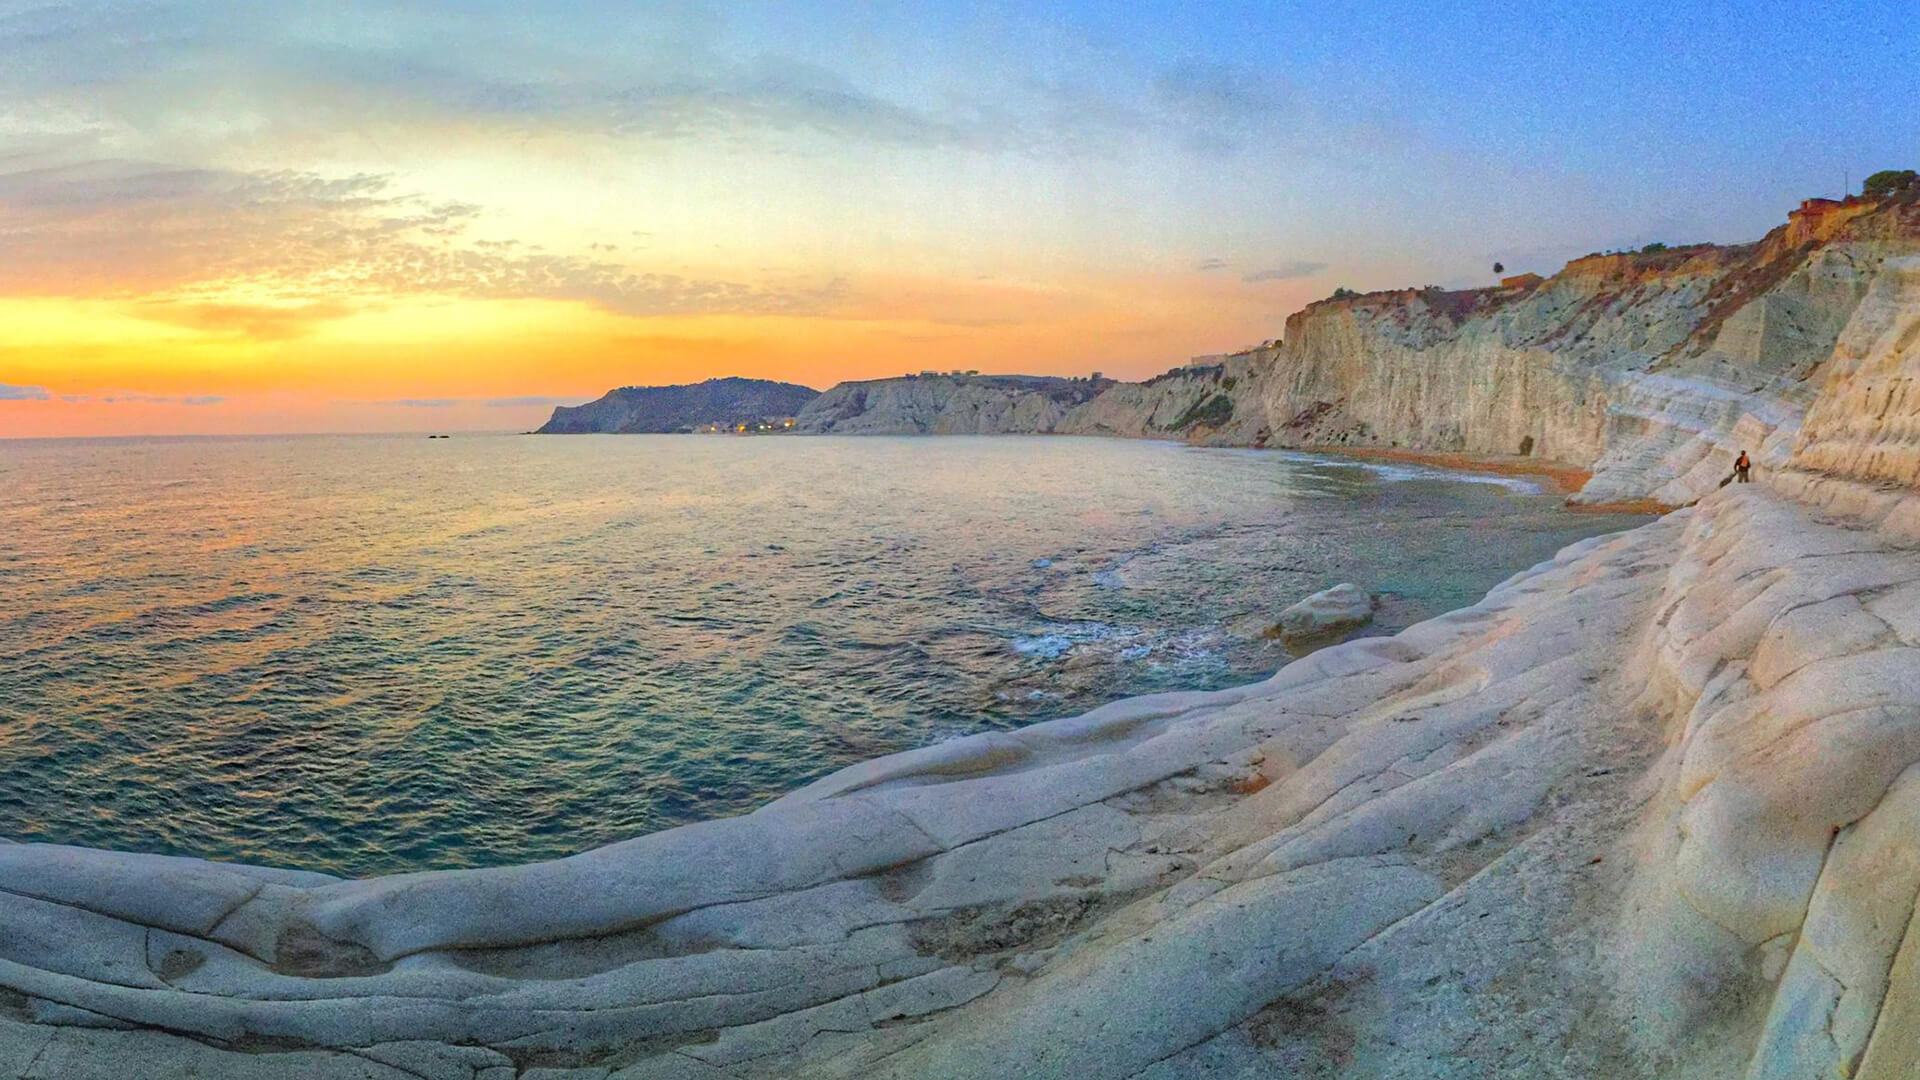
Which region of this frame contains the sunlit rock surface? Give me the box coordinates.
[792,373,1113,435]
[1237,198,1917,508]
[1273,582,1374,644]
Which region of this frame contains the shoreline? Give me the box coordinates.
[1310,445,1593,495]
[1312,445,1679,512]
[7,432,1650,881]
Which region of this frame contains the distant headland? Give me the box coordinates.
[534,376,820,434]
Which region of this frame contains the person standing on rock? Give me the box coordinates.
[1734,450,1752,483]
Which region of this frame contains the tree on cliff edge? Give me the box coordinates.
[1864,169,1919,199]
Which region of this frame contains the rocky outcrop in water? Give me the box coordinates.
[792,373,1113,434]
[1272,582,1374,644]
[535,377,819,434]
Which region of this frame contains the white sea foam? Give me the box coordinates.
[1012,621,1144,659]
[1011,634,1074,658]
[1317,458,1544,494]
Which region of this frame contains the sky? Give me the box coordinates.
[1,0,1916,437]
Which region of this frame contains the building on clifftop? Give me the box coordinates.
[1792,197,1845,220]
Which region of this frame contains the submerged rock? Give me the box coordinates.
[1272,582,1374,643]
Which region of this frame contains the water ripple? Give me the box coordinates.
[0,433,1651,876]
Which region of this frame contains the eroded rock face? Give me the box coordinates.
[1611,491,1920,1079]
[1056,357,1267,444]
[1238,201,1920,507]
[792,374,1113,435]
[1788,257,1920,489]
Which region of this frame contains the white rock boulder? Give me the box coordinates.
[1274,582,1374,643]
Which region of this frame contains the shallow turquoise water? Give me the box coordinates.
[0,433,1649,876]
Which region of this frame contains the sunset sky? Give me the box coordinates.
[2,0,1916,437]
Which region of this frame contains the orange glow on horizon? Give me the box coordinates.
[1,268,1319,438]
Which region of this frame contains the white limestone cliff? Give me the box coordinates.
[793,198,1917,515]
[792,374,1112,435]
[1055,355,1267,443]
[1238,199,1917,507]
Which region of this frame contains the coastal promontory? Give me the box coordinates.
[534,377,820,434]
[792,372,1115,434]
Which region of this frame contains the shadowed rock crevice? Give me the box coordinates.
[270,924,390,979]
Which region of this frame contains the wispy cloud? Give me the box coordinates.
[132,299,358,339]
[1151,59,1290,156]
[53,391,227,405]
[361,395,582,409]
[1243,261,1327,283]
[1194,257,1229,272]
[484,395,580,408]
[0,382,50,400]
[1153,61,1277,122]
[0,2,1359,170]
[597,58,984,148]
[0,160,849,317]
[0,2,997,155]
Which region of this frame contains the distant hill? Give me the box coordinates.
[793,373,1116,434]
[535,377,821,434]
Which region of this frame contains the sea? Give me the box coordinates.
[0,433,1652,877]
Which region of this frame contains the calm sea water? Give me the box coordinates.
[0,434,1649,876]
